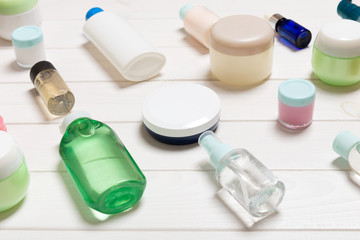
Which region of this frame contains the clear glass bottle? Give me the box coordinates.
[30,61,75,116]
[198,131,285,217]
[59,111,146,214]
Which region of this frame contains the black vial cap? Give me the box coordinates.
[30,61,56,84]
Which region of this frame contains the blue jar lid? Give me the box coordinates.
[11,25,43,48]
[278,79,316,107]
[85,7,103,21]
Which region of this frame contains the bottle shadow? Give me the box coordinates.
[0,198,26,221]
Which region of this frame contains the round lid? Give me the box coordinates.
[314,19,360,58]
[0,131,23,180]
[30,61,56,84]
[142,83,221,138]
[278,79,316,107]
[12,25,43,49]
[85,7,104,21]
[210,15,274,56]
[0,0,37,15]
[333,130,360,161]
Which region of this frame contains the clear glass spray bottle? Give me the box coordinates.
[198,131,285,217]
[30,61,75,116]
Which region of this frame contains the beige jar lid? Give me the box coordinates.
[210,15,274,56]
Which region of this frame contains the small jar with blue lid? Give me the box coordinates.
[278,79,316,130]
[12,25,46,68]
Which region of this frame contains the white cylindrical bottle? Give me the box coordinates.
[83,7,166,82]
[12,25,46,68]
[0,0,42,40]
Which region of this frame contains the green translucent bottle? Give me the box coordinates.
[59,111,146,214]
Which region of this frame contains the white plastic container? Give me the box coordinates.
[12,25,46,68]
[83,7,166,82]
[0,0,42,40]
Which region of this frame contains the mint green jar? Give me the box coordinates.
[312,19,360,86]
[0,131,30,212]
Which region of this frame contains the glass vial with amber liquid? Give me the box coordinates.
[30,61,75,115]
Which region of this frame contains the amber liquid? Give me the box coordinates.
[34,69,75,115]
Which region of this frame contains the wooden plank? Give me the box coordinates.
[0,80,359,123]
[1,230,359,240]
[0,171,360,230]
[4,121,357,172]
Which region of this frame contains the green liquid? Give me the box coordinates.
[59,118,146,214]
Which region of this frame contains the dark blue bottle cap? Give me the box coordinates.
[85,7,104,21]
[337,0,360,21]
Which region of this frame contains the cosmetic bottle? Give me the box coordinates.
[83,7,166,82]
[59,111,146,214]
[30,61,75,116]
[266,13,311,49]
[12,25,46,68]
[179,4,220,48]
[0,0,41,40]
[337,0,360,22]
[333,131,360,175]
[312,19,360,86]
[198,131,285,217]
[278,79,316,130]
[0,122,30,212]
[180,5,274,87]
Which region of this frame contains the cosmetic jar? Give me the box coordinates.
[12,25,46,68]
[142,83,221,144]
[0,0,42,40]
[312,19,360,86]
[209,15,274,86]
[0,131,30,212]
[278,79,316,130]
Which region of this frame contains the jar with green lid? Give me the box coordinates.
[0,0,42,40]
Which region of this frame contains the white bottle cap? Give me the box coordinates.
[0,131,24,180]
[59,111,91,135]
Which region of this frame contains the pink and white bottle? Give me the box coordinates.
[278,79,316,129]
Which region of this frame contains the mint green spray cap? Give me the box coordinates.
[198,131,233,170]
[333,130,360,160]
[0,0,37,15]
[179,4,193,21]
[12,25,43,48]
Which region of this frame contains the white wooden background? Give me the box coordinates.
[1,0,360,238]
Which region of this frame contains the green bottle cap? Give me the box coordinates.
[0,0,38,15]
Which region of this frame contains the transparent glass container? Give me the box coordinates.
[199,131,285,217]
[30,61,75,115]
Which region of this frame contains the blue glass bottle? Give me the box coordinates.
[337,0,360,21]
[268,14,312,49]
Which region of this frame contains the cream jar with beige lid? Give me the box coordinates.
[180,5,274,87]
[210,15,274,86]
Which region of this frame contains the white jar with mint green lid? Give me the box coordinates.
[12,25,46,68]
[0,0,42,40]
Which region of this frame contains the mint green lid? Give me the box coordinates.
[179,4,193,21]
[12,25,43,48]
[0,0,37,15]
[278,79,316,107]
[198,131,233,171]
[333,130,360,160]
